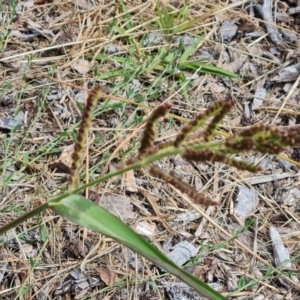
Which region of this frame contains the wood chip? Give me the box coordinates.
[70,269,89,289]
[26,19,55,39]
[246,172,299,185]
[220,20,238,43]
[133,220,156,241]
[221,48,248,73]
[272,63,300,82]
[122,170,138,193]
[48,144,75,173]
[252,88,267,110]
[174,210,201,222]
[172,34,199,49]
[0,117,22,131]
[269,226,291,269]
[0,250,8,283]
[255,0,283,46]
[143,32,165,46]
[234,186,258,219]
[163,282,205,300]
[220,262,237,292]
[166,241,198,267]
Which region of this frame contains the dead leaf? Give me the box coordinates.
[221,49,248,73]
[101,195,135,221]
[98,267,119,286]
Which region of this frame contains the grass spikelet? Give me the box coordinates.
[182,131,205,146]
[254,126,300,154]
[182,148,227,163]
[150,166,219,206]
[69,86,103,190]
[226,125,300,155]
[225,136,256,153]
[183,149,261,172]
[203,98,235,141]
[226,157,262,172]
[138,103,171,158]
[174,101,226,147]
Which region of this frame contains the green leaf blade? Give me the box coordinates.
[49,195,226,300]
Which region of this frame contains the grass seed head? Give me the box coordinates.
[174,99,234,147]
[138,103,171,158]
[69,86,103,189]
[203,98,235,141]
[150,166,219,206]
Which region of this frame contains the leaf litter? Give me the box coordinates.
[0,0,300,299]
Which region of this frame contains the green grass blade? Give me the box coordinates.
[118,0,134,30]
[97,68,125,79]
[88,53,135,65]
[179,35,204,62]
[145,47,168,72]
[180,61,239,78]
[155,0,166,30]
[175,13,214,33]
[49,195,227,300]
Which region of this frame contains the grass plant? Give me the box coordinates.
[1,0,300,299]
[1,86,300,299]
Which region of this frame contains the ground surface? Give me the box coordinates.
[1,0,300,299]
